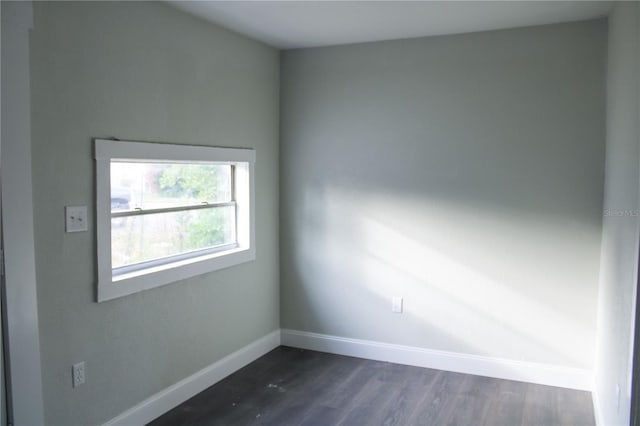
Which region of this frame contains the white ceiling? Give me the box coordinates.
[167,1,612,49]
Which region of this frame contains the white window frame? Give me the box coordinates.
[95,139,255,302]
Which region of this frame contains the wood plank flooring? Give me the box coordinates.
[148,346,594,426]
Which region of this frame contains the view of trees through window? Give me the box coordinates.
[110,162,235,269]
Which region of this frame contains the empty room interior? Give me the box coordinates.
[1,1,640,425]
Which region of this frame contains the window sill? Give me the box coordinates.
[98,246,255,302]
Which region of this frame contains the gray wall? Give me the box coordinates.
[281,20,606,370]
[595,2,640,425]
[29,2,279,425]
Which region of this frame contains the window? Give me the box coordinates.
[95,139,255,302]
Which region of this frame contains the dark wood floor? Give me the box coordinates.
[149,346,594,426]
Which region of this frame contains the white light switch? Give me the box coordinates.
[392,296,403,313]
[65,206,88,233]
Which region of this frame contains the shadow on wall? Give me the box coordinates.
[282,181,600,370]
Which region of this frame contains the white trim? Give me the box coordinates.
[593,388,603,426]
[281,329,593,391]
[95,139,256,163]
[98,249,256,302]
[95,139,256,302]
[102,330,281,426]
[102,329,595,426]
[0,1,46,425]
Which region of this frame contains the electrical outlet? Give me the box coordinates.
[392,296,403,313]
[72,362,85,387]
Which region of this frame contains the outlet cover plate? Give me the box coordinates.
[392,296,403,313]
[72,362,85,387]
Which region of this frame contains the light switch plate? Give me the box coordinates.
[65,206,88,232]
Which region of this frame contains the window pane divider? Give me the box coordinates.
[111,201,236,218]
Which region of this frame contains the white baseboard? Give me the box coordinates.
[281,329,593,391]
[103,328,593,426]
[592,389,603,426]
[103,330,281,426]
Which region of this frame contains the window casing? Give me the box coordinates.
[95,139,255,302]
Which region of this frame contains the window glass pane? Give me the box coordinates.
[111,206,236,269]
[110,162,232,212]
